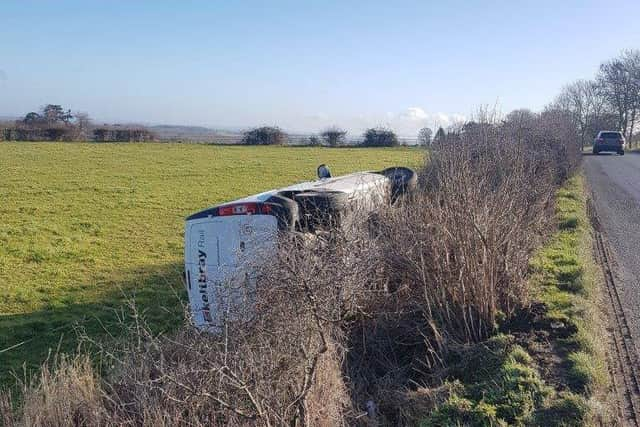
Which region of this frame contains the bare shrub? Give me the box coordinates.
[308,135,322,146]
[1,391,14,427]
[92,127,156,142]
[94,230,372,425]
[362,128,398,147]
[242,126,288,145]
[0,355,107,427]
[320,127,347,147]
[335,109,578,423]
[2,105,96,142]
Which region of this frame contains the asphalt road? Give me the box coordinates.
[584,152,640,346]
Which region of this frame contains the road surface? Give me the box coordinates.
[584,151,640,425]
[585,152,640,343]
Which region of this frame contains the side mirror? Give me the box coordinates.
[317,164,331,179]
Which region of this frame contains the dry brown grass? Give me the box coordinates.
[1,355,105,427]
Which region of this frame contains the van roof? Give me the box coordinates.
[186,171,390,221]
[234,171,387,204]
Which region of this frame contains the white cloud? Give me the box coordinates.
[451,113,466,122]
[434,112,449,124]
[385,107,466,135]
[401,107,428,121]
[304,112,329,121]
[281,106,465,136]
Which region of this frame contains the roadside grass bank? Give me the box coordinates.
[419,174,613,426]
[531,175,609,397]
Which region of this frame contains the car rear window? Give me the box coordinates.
[601,132,622,138]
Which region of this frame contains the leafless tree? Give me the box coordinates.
[552,80,607,147]
[597,49,640,141]
[320,127,347,147]
[417,127,432,146]
[68,112,92,141]
[502,109,536,144]
[433,127,446,144]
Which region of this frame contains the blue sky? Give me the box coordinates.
[1,0,639,135]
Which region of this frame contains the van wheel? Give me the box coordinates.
[264,194,299,231]
[379,167,418,200]
[619,150,625,156]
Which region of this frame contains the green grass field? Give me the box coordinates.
[0,142,423,386]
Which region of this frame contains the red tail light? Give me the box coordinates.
[218,203,257,216]
[217,202,271,216]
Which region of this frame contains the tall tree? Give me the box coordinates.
[597,49,640,141]
[42,104,73,125]
[320,127,347,146]
[503,109,537,144]
[72,112,92,140]
[434,127,446,143]
[418,127,433,146]
[552,79,613,147]
[554,81,589,147]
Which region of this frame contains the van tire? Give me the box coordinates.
[379,167,418,200]
[619,150,625,156]
[264,194,299,231]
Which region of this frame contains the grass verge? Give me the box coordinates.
[419,174,613,426]
[529,173,612,424]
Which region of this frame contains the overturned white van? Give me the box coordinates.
[184,165,416,329]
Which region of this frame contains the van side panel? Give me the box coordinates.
[185,214,278,329]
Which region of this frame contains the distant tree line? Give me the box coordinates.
[413,50,640,150]
[315,49,640,149]
[242,126,403,147]
[0,104,156,142]
[547,49,640,147]
[92,126,156,142]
